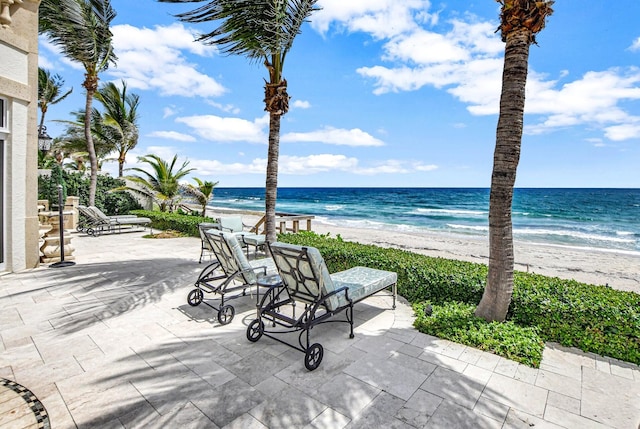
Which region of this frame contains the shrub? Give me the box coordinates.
[413,301,544,367]
[278,231,640,366]
[131,209,215,237]
[38,170,142,215]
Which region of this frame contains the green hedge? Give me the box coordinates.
[38,170,141,215]
[131,210,216,237]
[278,231,640,366]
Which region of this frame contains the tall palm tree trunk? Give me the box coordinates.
[475,28,530,322]
[265,111,281,243]
[83,77,99,207]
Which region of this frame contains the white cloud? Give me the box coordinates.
[354,160,437,175]
[292,100,312,109]
[163,107,178,119]
[317,5,640,142]
[282,126,385,146]
[148,131,196,142]
[314,0,433,39]
[109,24,225,98]
[603,123,640,141]
[187,154,435,177]
[176,114,268,143]
[630,37,640,51]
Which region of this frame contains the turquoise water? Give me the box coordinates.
[209,188,640,255]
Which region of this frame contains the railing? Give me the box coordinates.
[251,212,315,235]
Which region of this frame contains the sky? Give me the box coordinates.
[38,0,640,188]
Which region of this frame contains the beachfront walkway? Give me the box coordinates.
[0,231,639,428]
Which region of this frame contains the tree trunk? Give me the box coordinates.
[83,75,99,207]
[475,28,531,322]
[118,157,124,177]
[265,111,281,243]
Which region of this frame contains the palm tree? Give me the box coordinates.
[39,0,117,207]
[475,0,554,322]
[182,178,219,217]
[38,67,73,135]
[55,109,117,169]
[95,81,141,177]
[158,0,320,242]
[126,154,195,212]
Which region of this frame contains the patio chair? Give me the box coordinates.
[80,206,151,236]
[246,241,397,370]
[77,205,137,234]
[188,229,279,325]
[198,222,220,263]
[217,216,266,259]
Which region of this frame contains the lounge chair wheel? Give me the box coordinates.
[246,319,264,342]
[304,343,323,371]
[217,305,235,325]
[87,228,95,237]
[187,289,204,306]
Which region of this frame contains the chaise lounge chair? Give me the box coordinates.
[246,241,397,370]
[217,216,266,259]
[188,229,279,325]
[78,205,152,236]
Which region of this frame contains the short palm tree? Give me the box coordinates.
[126,154,195,212]
[95,81,141,177]
[38,67,73,136]
[39,0,117,207]
[182,178,219,217]
[158,0,320,242]
[475,0,554,322]
[55,109,117,168]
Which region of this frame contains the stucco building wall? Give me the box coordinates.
[1,0,41,272]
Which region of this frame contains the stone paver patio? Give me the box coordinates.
[1,231,639,428]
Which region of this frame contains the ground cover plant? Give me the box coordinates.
[131,209,214,237]
[278,231,640,367]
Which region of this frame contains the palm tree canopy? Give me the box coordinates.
[157,0,319,78]
[497,0,554,43]
[38,68,73,113]
[39,0,118,83]
[127,154,195,203]
[56,109,117,158]
[95,80,141,158]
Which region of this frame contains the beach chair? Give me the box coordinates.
[198,222,220,263]
[188,229,279,325]
[246,241,397,370]
[80,206,152,236]
[217,216,266,259]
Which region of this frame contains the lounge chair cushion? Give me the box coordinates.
[330,267,398,311]
[206,229,276,284]
[270,242,396,312]
[218,216,244,233]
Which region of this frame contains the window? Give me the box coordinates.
[0,97,7,132]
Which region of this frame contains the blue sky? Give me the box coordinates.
[39,0,640,188]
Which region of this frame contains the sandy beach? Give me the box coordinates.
[207,208,640,294]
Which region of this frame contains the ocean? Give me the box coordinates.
[209,188,640,255]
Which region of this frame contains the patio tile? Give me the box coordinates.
[344,356,427,401]
[482,373,549,417]
[304,407,350,429]
[315,373,381,419]
[395,388,442,427]
[581,366,640,428]
[155,402,219,429]
[425,400,503,429]
[248,387,326,429]
[473,396,509,423]
[535,368,582,399]
[420,366,487,409]
[503,408,565,428]
[192,378,264,428]
[546,391,581,414]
